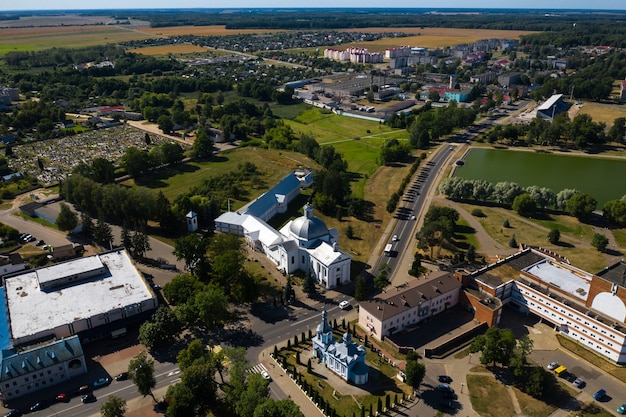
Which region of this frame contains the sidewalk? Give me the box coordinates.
[258,346,326,417]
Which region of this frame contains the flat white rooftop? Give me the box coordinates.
[5,250,154,341]
[524,259,591,300]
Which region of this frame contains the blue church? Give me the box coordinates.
[312,310,369,385]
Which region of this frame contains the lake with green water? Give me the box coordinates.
[453,148,626,206]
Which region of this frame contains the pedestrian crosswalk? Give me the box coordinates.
[248,363,269,375]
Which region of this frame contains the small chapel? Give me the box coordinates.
[311,310,369,385]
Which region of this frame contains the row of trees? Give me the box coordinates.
[484,113,620,149]
[439,177,606,222]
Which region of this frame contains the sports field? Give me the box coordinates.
[454,148,626,206]
[577,101,626,128]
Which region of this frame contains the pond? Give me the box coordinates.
[453,148,626,206]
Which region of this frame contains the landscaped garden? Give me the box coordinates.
[272,320,412,417]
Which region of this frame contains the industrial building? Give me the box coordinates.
[0,249,157,399]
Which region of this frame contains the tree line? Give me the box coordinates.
[440,176,626,227]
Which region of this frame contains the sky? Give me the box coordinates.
[1,1,626,11]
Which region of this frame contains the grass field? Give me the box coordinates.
[577,101,626,128]
[0,25,154,54]
[466,374,516,417]
[455,202,610,272]
[123,147,317,206]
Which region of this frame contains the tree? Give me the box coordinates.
[121,146,153,178]
[173,234,209,273]
[236,373,270,417]
[346,224,355,239]
[191,125,214,159]
[56,202,78,232]
[565,193,597,221]
[165,382,196,417]
[374,264,390,289]
[80,211,94,238]
[131,230,151,258]
[354,275,368,301]
[93,217,113,248]
[591,233,609,252]
[195,286,231,328]
[512,193,536,217]
[466,244,476,263]
[556,188,579,210]
[128,351,157,401]
[404,360,426,390]
[120,225,132,250]
[302,271,316,297]
[509,235,518,248]
[157,115,174,134]
[163,273,204,306]
[470,326,517,367]
[253,399,304,417]
[100,395,127,417]
[283,276,294,304]
[548,229,560,244]
[138,306,180,348]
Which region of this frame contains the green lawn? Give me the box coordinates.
[466,374,516,417]
[123,147,318,205]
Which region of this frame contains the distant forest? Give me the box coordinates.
[2,8,626,32]
[119,9,626,32]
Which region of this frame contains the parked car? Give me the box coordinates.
[437,383,454,393]
[593,388,606,401]
[93,377,111,388]
[35,239,45,246]
[2,410,22,417]
[339,300,350,310]
[78,385,90,394]
[438,375,452,383]
[617,403,626,414]
[56,393,69,402]
[260,370,272,381]
[547,361,559,370]
[573,377,585,388]
[115,372,128,381]
[81,393,96,403]
[29,401,48,412]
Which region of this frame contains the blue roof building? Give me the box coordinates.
[312,310,368,385]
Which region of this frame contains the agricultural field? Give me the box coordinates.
[140,25,282,37]
[0,25,154,54]
[343,27,536,51]
[127,43,211,56]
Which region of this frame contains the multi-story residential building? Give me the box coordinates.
[358,271,462,340]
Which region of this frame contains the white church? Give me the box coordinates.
[214,172,351,289]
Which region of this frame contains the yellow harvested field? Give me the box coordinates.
[141,25,282,36]
[344,27,536,50]
[128,44,210,55]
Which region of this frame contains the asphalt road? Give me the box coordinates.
[372,144,458,277]
[19,361,180,417]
